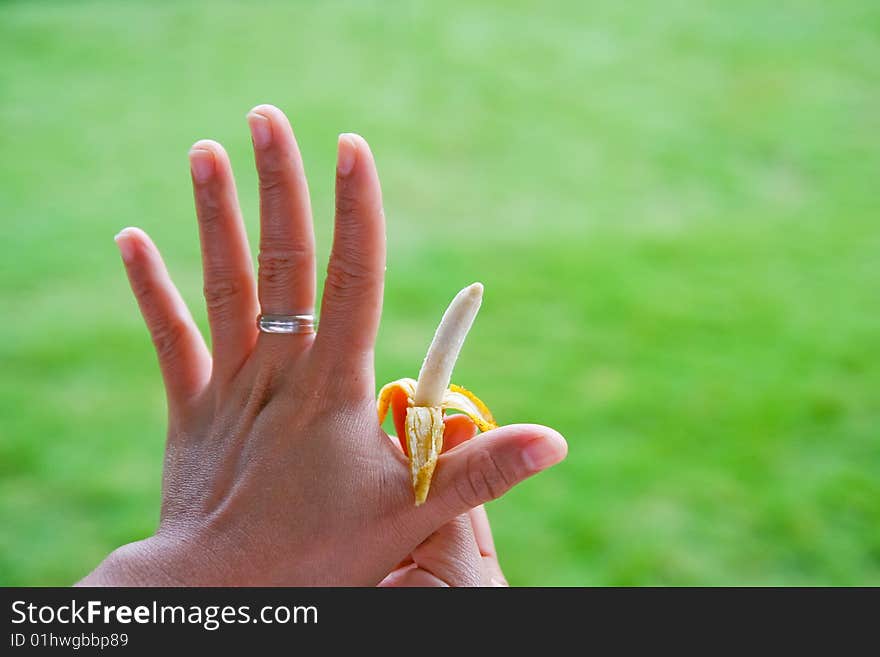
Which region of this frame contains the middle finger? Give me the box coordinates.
[247,104,316,323]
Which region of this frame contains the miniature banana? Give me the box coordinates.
[378,283,498,505]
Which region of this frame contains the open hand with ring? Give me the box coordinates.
[79,105,567,586]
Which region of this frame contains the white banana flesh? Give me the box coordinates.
[378,283,497,505]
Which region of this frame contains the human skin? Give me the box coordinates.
[78,105,567,586]
[379,416,508,586]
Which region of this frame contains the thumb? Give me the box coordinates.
[417,423,567,531]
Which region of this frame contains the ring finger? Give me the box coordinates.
[247,104,316,331]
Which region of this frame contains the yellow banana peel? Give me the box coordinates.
[377,283,497,506]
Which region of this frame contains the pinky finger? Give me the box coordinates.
[115,227,211,406]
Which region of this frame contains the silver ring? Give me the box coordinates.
[257,313,317,335]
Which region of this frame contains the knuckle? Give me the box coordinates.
[203,276,242,315]
[334,186,362,219]
[335,189,385,227]
[195,195,224,231]
[151,318,190,360]
[324,257,375,299]
[129,272,157,305]
[258,249,302,287]
[256,141,289,178]
[452,472,481,509]
[258,173,286,198]
[456,450,510,507]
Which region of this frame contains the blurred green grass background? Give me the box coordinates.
[1,0,879,585]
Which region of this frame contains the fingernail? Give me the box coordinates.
[189,147,215,183]
[520,435,567,472]
[248,111,272,149]
[114,230,135,264]
[337,133,358,177]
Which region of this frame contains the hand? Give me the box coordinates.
[379,416,508,586]
[79,105,567,586]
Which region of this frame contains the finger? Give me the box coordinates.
[189,140,259,378]
[115,227,211,405]
[442,415,479,452]
[415,424,567,532]
[469,506,508,586]
[314,133,385,367]
[387,412,506,586]
[378,565,447,587]
[381,511,508,587]
[479,555,508,587]
[382,515,481,587]
[247,105,316,320]
[468,505,496,557]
